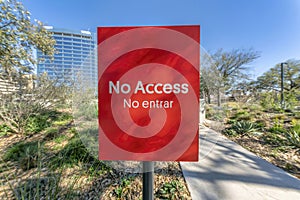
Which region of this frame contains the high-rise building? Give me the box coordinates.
[36,27,97,89]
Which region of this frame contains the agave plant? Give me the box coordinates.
[285,130,300,148]
[231,121,257,137]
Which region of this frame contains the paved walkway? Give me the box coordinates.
[180,127,300,200]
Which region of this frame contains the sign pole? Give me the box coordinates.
[142,161,154,200]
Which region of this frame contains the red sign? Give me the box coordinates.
[98,25,200,161]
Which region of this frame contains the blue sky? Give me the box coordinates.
[21,0,300,78]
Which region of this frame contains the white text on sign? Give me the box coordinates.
[124,99,174,109]
[109,81,189,94]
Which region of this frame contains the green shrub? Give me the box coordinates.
[291,119,300,133]
[226,119,236,125]
[249,104,262,112]
[285,130,300,148]
[0,124,12,136]
[262,132,286,146]
[156,180,184,200]
[260,92,283,112]
[285,119,300,148]
[57,112,73,121]
[284,91,299,109]
[254,120,266,131]
[53,112,73,126]
[53,134,67,143]
[24,111,71,135]
[237,114,252,121]
[73,101,98,121]
[49,136,97,169]
[268,117,285,134]
[236,110,247,115]
[268,126,286,134]
[25,114,51,134]
[114,176,134,198]
[3,141,41,170]
[232,110,253,121]
[222,128,238,137]
[44,127,59,139]
[86,160,110,177]
[206,106,226,122]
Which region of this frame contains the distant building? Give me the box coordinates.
[0,74,34,96]
[0,78,17,95]
[36,26,97,89]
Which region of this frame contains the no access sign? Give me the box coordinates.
[98,25,200,161]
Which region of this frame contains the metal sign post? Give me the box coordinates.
[143,161,154,200]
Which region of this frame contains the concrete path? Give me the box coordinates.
[180,127,300,200]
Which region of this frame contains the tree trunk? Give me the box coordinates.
[206,90,211,104]
[217,88,221,107]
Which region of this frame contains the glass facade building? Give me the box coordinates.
[36,27,97,89]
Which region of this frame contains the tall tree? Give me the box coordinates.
[0,0,61,134]
[256,59,300,92]
[0,0,55,80]
[200,54,221,104]
[209,48,260,106]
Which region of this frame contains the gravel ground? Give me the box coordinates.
[0,131,192,200]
